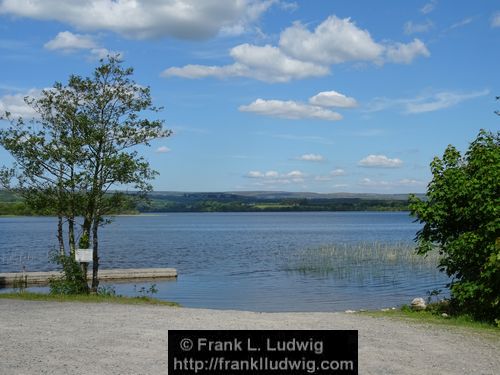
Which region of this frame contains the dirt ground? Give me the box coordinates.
[0,299,498,375]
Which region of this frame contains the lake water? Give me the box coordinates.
[0,212,449,311]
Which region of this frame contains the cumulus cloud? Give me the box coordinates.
[44,31,118,59]
[404,20,433,34]
[239,99,342,121]
[219,0,284,36]
[163,44,328,83]
[164,14,430,83]
[385,38,430,64]
[367,89,489,114]
[155,146,171,153]
[245,169,305,185]
[239,89,356,121]
[44,31,97,51]
[309,90,357,108]
[296,153,324,162]
[279,16,383,65]
[0,0,273,40]
[491,12,500,28]
[358,155,403,168]
[0,88,41,118]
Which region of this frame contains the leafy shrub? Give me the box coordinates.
[410,129,499,323]
[49,253,89,295]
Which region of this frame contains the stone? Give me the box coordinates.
[441,313,449,318]
[345,310,356,314]
[410,297,427,311]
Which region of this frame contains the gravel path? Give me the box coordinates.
[0,299,499,375]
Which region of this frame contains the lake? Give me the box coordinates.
[0,212,449,311]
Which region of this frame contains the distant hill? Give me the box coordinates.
[1,189,425,215]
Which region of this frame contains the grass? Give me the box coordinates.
[0,291,180,307]
[281,242,440,280]
[361,305,500,334]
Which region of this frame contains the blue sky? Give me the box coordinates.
[0,0,499,194]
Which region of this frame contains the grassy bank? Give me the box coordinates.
[363,307,500,333]
[0,291,180,307]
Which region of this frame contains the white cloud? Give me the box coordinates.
[239,99,342,121]
[164,14,430,83]
[297,153,324,162]
[0,88,42,118]
[156,146,171,153]
[309,90,357,108]
[0,0,274,40]
[405,90,490,113]
[447,17,474,31]
[367,89,489,114]
[315,169,345,182]
[420,0,437,15]
[44,31,97,51]
[404,20,433,35]
[491,12,500,28]
[44,31,118,59]
[287,170,304,178]
[163,44,328,82]
[359,178,425,188]
[219,0,279,36]
[279,1,298,12]
[358,155,403,168]
[330,168,346,176]
[385,38,430,64]
[279,15,384,65]
[245,169,305,185]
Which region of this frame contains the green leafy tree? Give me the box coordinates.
[0,56,171,292]
[409,129,500,322]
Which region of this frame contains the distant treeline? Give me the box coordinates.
[0,190,411,215]
[139,192,410,212]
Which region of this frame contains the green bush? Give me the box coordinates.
[49,253,89,295]
[409,129,499,323]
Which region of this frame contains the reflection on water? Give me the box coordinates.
[0,212,449,311]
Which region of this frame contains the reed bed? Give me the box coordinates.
[280,242,441,281]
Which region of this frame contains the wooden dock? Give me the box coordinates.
[0,268,177,288]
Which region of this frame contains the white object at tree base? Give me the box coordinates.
[75,249,93,263]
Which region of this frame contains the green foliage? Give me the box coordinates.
[0,291,180,307]
[0,56,170,291]
[97,285,117,297]
[49,253,89,295]
[134,283,158,298]
[409,129,500,322]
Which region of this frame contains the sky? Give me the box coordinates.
[0,0,499,194]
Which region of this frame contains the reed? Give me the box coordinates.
[281,242,441,281]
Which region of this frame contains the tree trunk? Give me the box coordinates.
[57,215,65,256]
[68,217,76,256]
[91,214,100,293]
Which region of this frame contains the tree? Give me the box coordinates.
[409,129,500,322]
[0,56,171,292]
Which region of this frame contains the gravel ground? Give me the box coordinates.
[0,299,499,375]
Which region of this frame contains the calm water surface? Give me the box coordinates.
[0,212,449,311]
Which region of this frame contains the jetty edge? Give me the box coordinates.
[0,268,177,288]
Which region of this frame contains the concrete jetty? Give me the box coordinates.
[0,268,177,288]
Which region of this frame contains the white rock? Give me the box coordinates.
[410,297,427,311]
[345,310,356,314]
[441,313,449,318]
